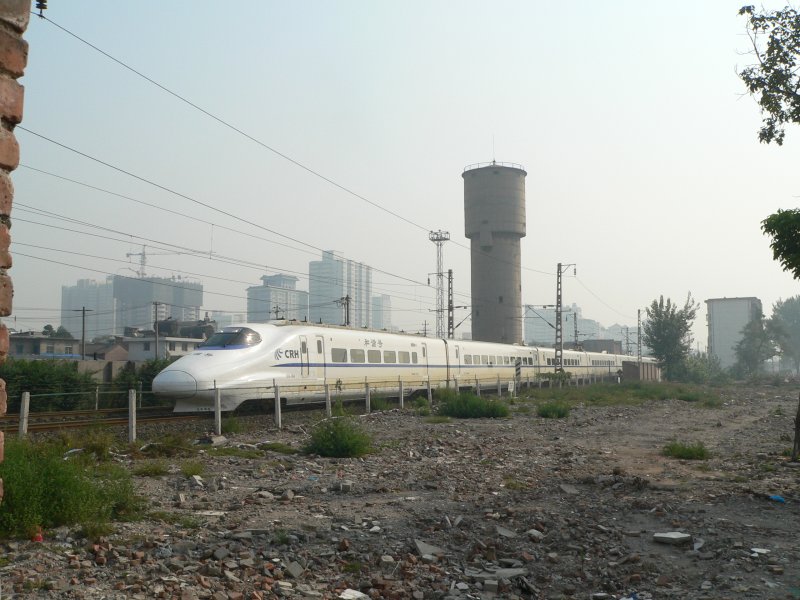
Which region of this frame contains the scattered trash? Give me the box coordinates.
[31,527,43,542]
[768,495,786,503]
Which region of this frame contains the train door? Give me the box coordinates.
[313,335,326,380]
[421,342,429,380]
[299,336,309,377]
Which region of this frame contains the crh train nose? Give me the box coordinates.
[152,370,197,398]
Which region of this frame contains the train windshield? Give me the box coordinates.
[199,327,262,349]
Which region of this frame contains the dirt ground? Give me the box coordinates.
[2,383,800,599]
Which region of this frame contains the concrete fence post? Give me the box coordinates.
[453,377,458,394]
[213,386,222,436]
[365,380,371,414]
[398,379,404,409]
[18,391,29,438]
[95,386,99,411]
[128,388,137,443]
[273,379,282,430]
[497,376,501,397]
[325,383,332,417]
[426,379,432,405]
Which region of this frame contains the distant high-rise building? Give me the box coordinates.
[246,274,309,322]
[706,297,762,369]
[61,278,116,340]
[61,275,204,338]
[209,310,247,328]
[309,251,372,326]
[113,275,203,332]
[371,294,392,330]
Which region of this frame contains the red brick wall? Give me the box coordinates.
[0,0,31,503]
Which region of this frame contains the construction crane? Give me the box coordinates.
[125,245,181,278]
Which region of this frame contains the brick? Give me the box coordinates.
[0,0,31,33]
[0,76,23,123]
[0,170,13,216]
[0,224,10,269]
[0,127,18,171]
[0,324,7,361]
[0,273,12,316]
[0,27,28,77]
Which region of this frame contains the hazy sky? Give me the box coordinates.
[9,1,800,347]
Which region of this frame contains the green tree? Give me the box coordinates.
[738,5,800,145]
[642,294,699,381]
[0,359,96,412]
[771,296,800,374]
[54,325,74,339]
[733,307,777,377]
[42,324,55,337]
[111,358,173,407]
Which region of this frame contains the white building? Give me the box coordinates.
[125,336,204,361]
[246,274,309,322]
[706,297,762,369]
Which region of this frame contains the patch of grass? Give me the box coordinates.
[208,446,263,459]
[438,392,509,419]
[370,396,391,411]
[663,441,710,460]
[140,433,196,458]
[78,521,115,540]
[304,417,372,458]
[424,415,451,424]
[343,561,362,573]
[537,401,570,419]
[180,460,205,478]
[273,529,290,545]
[0,439,145,538]
[257,442,300,455]
[132,460,169,477]
[149,511,201,529]
[513,403,531,414]
[503,477,529,490]
[221,416,244,435]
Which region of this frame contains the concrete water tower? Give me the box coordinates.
[463,161,527,344]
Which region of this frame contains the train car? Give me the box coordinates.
[152,321,655,412]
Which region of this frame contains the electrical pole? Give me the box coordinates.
[153,302,160,360]
[71,306,93,360]
[447,269,454,339]
[637,308,642,369]
[336,295,351,326]
[573,314,578,349]
[554,262,575,371]
[272,304,283,320]
[429,230,450,338]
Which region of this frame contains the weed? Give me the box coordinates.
[258,442,300,455]
[0,438,144,538]
[180,460,205,478]
[537,401,570,419]
[221,416,244,435]
[132,460,169,477]
[370,396,391,411]
[503,477,529,490]
[273,529,290,545]
[149,511,201,529]
[304,417,372,458]
[343,561,362,573]
[438,392,509,419]
[424,415,451,424]
[140,433,196,458]
[209,447,263,459]
[78,521,115,540]
[663,441,710,460]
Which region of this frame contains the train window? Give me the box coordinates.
[422,346,427,357]
[367,349,381,363]
[504,356,510,365]
[200,327,262,349]
[168,342,176,351]
[398,351,410,363]
[464,355,472,365]
[301,341,307,353]
[482,355,488,365]
[350,349,365,363]
[411,352,418,364]
[455,348,460,359]
[383,350,396,363]
[331,348,347,363]
[317,340,323,353]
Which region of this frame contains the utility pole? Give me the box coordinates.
[554,262,575,371]
[447,269,454,339]
[573,314,579,349]
[336,295,351,326]
[272,304,283,320]
[429,230,450,338]
[637,308,642,369]
[71,306,93,360]
[153,302,161,360]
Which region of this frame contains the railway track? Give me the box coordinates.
[0,406,208,433]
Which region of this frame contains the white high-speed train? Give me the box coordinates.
[152,321,654,412]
